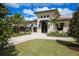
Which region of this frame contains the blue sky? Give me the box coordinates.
[4,3,78,20]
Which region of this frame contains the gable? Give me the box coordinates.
[34,9,60,19]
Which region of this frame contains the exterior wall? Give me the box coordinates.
[37,19,70,33]
[37,18,56,33]
[48,20,70,33]
[48,22,56,33]
[63,21,70,32]
[56,20,70,32]
[36,10,60,19]
[36,19,70,33]
[28,21,37,32]
[37,19,41,33]
[35,10,70,33]
[37,19,58,33]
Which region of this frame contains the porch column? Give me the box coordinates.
[37,19,41,33]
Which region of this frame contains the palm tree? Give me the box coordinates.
[11,13,28,33]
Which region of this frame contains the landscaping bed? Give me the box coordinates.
[47,31,68,37]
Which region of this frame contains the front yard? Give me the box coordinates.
[0,39,79,56]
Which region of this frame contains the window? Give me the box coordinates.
[47,15,49,18]
[56,23,64,31]
[41,15,49,18]
[41,16,43,18]
[44,15,46,18]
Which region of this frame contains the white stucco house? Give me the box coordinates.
[30,9,71,33]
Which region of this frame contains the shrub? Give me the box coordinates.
[47,31,68,37]
[12,31,31,37]
[0,4,13,49]
[0,19,13,49]
[68,7,79,38]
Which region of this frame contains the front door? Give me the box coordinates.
[41,21,48,33]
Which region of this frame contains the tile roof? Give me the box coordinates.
[57,16,72,20]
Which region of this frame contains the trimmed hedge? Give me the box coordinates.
[47,31,68,37]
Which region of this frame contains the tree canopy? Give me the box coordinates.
[0,3,13,49]
[0,4,9,18]
[68,7,79,39]
[7,13,28,26]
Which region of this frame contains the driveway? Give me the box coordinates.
[8,32,74,46]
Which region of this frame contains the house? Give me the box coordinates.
[26,20,37,32]
[29,20,37,32]
[32,9,71,33]
[56,16,71,32]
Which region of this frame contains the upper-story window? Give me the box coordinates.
[47,15,49,18]
[44,15,46,18]
[41,15,49,18]
[41,16,43,18]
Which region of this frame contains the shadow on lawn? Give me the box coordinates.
[56,40,79,51]
[0,43,19,56]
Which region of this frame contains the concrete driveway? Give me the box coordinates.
[8,32,74,46]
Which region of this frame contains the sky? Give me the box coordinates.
[4,3,78,21]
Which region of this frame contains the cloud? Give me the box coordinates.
[34,7,50,12]
[58,8,74,17]
[4,3,20,8]
[23,9,35,15]
[34,7,58,12]
[23,9,37,20]
[34,7,74,18]
[23,6,74,20]
[51,8,56,10]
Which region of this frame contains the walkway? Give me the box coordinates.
[8,32,75,46]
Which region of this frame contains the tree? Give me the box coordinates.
[10,13,27,33]
[49,18,57,25]
[0,4,13,49]
[0,4,8,18]
[68,7,79,40]
[49,13,58,25]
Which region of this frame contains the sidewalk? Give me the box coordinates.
[8,32,75,46]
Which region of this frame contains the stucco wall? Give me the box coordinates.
[48,22,56,33]
[56,20,70,32]
[37,19,70,33]
[36,10,60,33]
[35,10,70,33]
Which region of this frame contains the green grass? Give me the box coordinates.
[0,39,79,56]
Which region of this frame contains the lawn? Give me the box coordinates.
[0,39,79,56]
